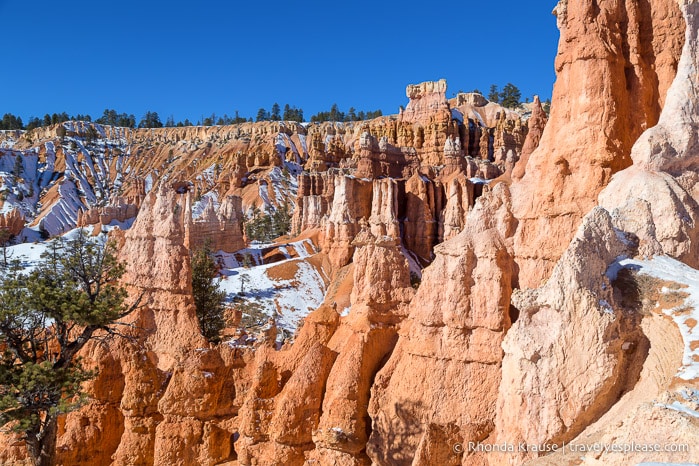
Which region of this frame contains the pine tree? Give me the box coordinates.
[191,244,227,343]
[0,113,23,130]
[25,117,42,131]
[256,108,267,122]
[488,84,500,103]
[499,83,522,109]
[0,230,139,466]
[13,153,23,179]
[0,228,13,269]
[329,103,342,122]
[85,125,99,144]
[271,103,281,121]
[56,125,67,141]
[138,111,163,128]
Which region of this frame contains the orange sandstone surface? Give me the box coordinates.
[3,1,699,465]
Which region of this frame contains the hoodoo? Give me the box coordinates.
[1,1,699,465]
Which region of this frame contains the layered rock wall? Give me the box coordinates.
[367,183,516,465]
[510,0,685,287]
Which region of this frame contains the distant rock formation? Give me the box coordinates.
[0,208,24,237]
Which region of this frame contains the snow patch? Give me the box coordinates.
[216,241,327,340]
[612,255,699,381]
[656,401,699,419]
[192,191,219,220]
[144,174,154,194]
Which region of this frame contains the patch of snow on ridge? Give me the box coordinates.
[37,181,83,236]
[192,191,219,220]
[612,255,699,381]
[215,239,326,341]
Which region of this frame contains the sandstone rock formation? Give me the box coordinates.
[599,0,699,267]
[77,198,139,229]
[403,171,443,263]
[5,3,698,465]
[510,0,685,287]
[367,182,516,465]
[321,174,374,270]
[189,194,245,253]
[235,177,414,465]
[49,183,250,466]
[493,208,645,465]
[0,208,24,237]
[511,96,547,180]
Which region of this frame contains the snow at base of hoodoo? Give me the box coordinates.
[609,255,699,381]
[191,191,219,220]
[216,240,326,342]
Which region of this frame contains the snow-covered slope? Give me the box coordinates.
[0,125,131,236]
[216,239,326,342]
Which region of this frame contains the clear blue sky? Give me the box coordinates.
[0,1,559,123]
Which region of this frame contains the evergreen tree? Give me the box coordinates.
[0,113,24,130]
[255,108,267,122]
[329,103,343,122]
[138,111,163,128]
[42,114,52,127]
[85,125,99,144]
[488,84,500,103]
[25,117,42,131]
[72,114,92,122]
[499,83,522,109]
[233,110,247,124]
[13,153,23,178]
[0,228,13,269]
[191,244,227,343]
[270,103,281,121]
[56,125,67,141]
[244,203,291,242]
[0,230,139,466]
